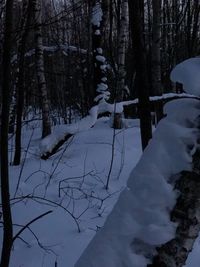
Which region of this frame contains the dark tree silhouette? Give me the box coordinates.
[0,0,14,266]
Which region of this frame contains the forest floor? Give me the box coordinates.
[5,116,142,267]
[1,115,200,266]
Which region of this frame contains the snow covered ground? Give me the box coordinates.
[2,56,200,266]
[73,58,200,267]
[75,98,200,267]
[3,117,142,267]
[3,103,200,266]
[1,100,200,266]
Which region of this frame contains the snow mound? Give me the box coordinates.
[75,98,200,267]
[170,57,200,95]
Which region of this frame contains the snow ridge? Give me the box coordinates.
[75,98,200,267]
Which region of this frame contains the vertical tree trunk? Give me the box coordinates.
[91,0,110,104]
[117,0,128,100]
[13,0,32,166]
[8,0,23,134]
[113,0,129,129]
[34,0,51,138]
[101,0,110,44]
[128,0,152,150]
[0,0,14,266]
[186,0,192,57]
[8,86,17,134]
[152,0,163,123]
[191,1,200,56]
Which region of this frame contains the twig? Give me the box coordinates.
[45,136,74,194]
[106,125,116,189]
[10,195,81,232]
[14,129,34,197]
[12,210,53,243]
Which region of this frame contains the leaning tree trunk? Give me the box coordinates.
[0,0,14,266]
[128,0,152,150]
[34,0,51,138]
[152,0,163,124]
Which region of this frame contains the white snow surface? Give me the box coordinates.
[96,55,106,63]
[91,2,103,27]
[2,98,200,267]
[97,48,103,54]
[94,29,101,35]
[4,114,142,267]
[170,57,200,95]
[75,98,200,267]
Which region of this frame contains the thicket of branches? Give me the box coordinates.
[0,0,199,117]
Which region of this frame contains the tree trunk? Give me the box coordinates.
[117,0,128,100]
[91,0,110,104]
[34,0,51,138]
[152,0,163,123]
[13,0,33,166]
[113,0,129,129]
[128,0,152,150]
[0,0,14,265]
[101,0,110,44]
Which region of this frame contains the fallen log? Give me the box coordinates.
[41,133,73,160]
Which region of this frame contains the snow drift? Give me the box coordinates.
[75,98,200,267]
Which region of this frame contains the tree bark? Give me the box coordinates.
[117,0,128,100]
[113,0,129,129]
[13,0,33,165]
[101,0,110,44]
[34,0,51,138]
[152,0,163,123]
[92,0,110,104]
[128,0,152,150]
[0,0,14,265]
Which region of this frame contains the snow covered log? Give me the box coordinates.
[11,44,87,63]
[40,106,98,159]
[148,151,200,267]
[41,133,73,160]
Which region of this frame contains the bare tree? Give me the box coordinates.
[117,0,128,100]
[152,0,163,122]
[0,0,14,265]
[113,0,129,129]
[128,0,152,150]
[91,0,110,104]
[34,0,51,138]
[13,0,33,165]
